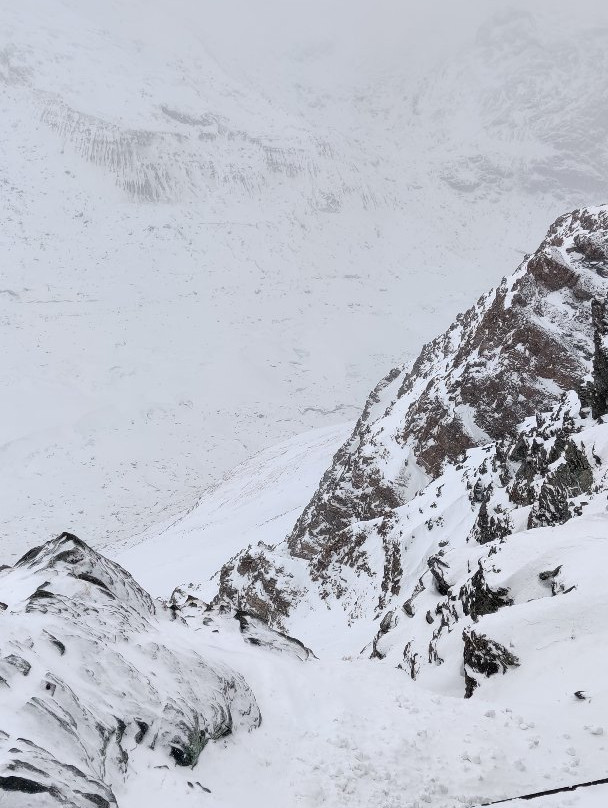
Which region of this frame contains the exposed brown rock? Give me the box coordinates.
[286,206,607,564]
[214,206,608,626]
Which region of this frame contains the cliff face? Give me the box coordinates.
[287,206,608,558]
[214,205,608,636]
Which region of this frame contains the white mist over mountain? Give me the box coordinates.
[3,5,608,807]
[1,0,608,557]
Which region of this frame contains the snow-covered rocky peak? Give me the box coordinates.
[287,205,608,559]
[0,533,260,806]
[211,206,608,658]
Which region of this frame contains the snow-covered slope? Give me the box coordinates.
[110,422,351,598]
[134,599,608,808]
[2,0,608,558]
[117,382,608,805]
[213,387,608,652]
[4,532,606,808]
[4,424,608,807]
[181,294,608,805]
[364,391,608,691]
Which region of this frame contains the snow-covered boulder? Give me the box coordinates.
[0,533,260,806]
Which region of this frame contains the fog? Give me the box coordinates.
[183,0,608,82]
[1,0,608,553]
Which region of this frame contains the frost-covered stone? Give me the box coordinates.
[459,564,513,624]
[462,629,520,699]
[586,295,608,419]
[0,533,260,806]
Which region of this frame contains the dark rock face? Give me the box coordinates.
[537,565,576,597]
[427,555,452,597]
[400,641,420,681]
[214,544,302,629]
[377,531,403,612]
[462,630,520,699]
[528,439,593,528]
[474,393,594,537]
[472,501,512,545]
[0,533,261,807]
[588,296,608,419]
[459,565,513,623]
[287,367,405,559]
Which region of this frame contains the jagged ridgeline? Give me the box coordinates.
[0,533,261,807]
[213,205,608,696]
[286,205,608,556]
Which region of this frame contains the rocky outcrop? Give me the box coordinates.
[462,630,520,699]
[212,376,608,706]
[587,295,608,419]
[527,439,593,528]
[287,206,607,562]
[214,544,303,629]
[168,587,317,661]
[0,533,261,807]
[363,387,608,693]
[471,500,512,545]
[214,206,608,628]
[459,564,513,623]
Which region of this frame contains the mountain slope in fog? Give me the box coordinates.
[2,0,608,560]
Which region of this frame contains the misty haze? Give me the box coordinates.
[1,2,608,806]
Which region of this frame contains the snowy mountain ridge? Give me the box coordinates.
[211,205,608,644]
[4,2,608,805]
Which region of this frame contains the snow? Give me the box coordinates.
[8,531,607,808]
[130,389,608,806]
[110,422,351,598]
[2,2,608,806]
[115,621,608,808]
[6,393,608,806]
[3,0,608,558]
[0,534,261,806]
[5,371,608,807]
